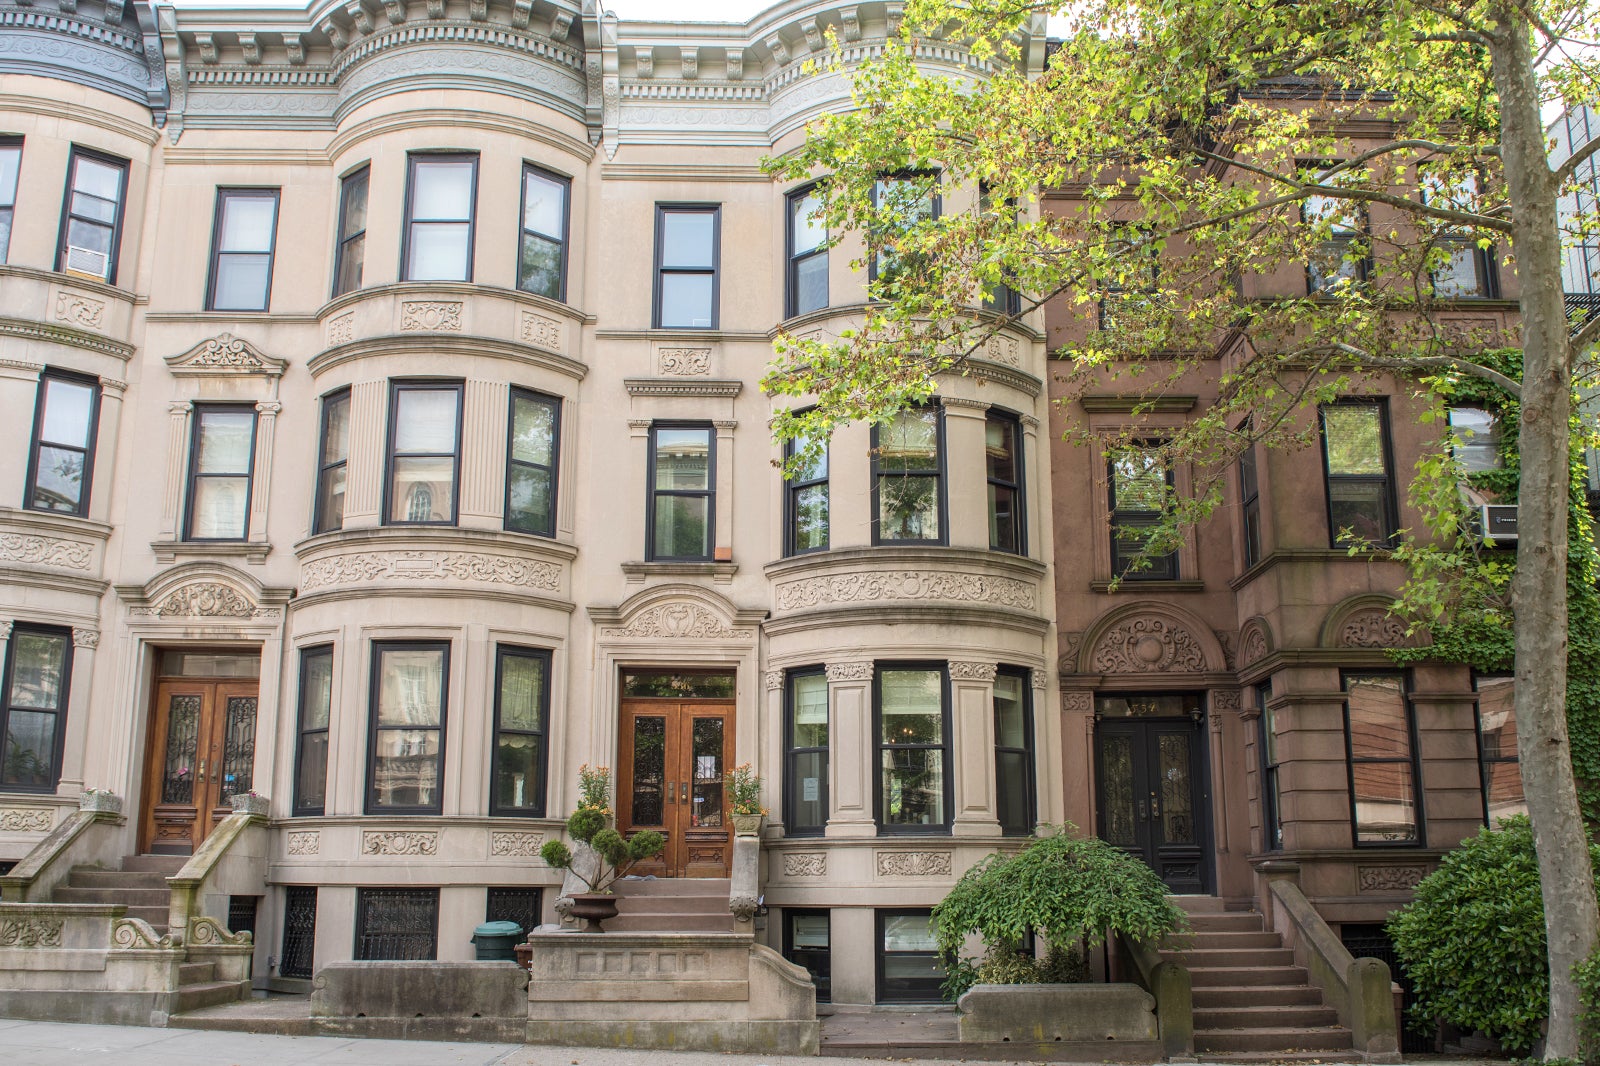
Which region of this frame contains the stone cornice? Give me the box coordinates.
[623,378,743,398]
[0,317,136,362]
[0,0,168,120]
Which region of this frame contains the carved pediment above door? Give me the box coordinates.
[165,333,286,378]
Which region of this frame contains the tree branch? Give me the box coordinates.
[1288,345,1525,398]
[1571,312,1600,356]
[1555,131,1600,189]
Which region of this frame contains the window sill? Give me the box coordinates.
[1090,579,1204,594]
[152,539,271,564]
[623,560,737,584]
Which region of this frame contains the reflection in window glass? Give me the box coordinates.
[59,149,127,282]
[1109,445,1175,578]
[875,408,942,543]
[27,373,98,515]
[994,669,1034,835]
[369,644,447,813]
[0,141,20,263]
[878,667,947,830]
[208,190,279,312]
[1344,673,1420,845]
[507,391,559,536]
[649,425,713,559]
[294,646,333,815]
[785,428,829,555]
[1321,403,1394,546]
[388,385,461,525]
[315,390,351,535]
[878,910,945,1003]
[788,187,828,317]
[986,413,1024,553]
[1449,406,1500,473]
[787,671,829,834]
[187,407,256,540]
[1476,675,1526,824]
[519,167,568,299]
[656,207,718,328]
[1,627,69,791]
[493,647,549,816]
[786,910,831,1002]
[333,166,369,297]
[404,156,476,282]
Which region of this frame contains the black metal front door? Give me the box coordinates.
[1095,717,1208,893]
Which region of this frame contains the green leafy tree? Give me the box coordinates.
[765,0,1599,1051]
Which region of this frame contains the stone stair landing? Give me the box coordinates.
[606,876,733,932]
[1164,897,1352,1060]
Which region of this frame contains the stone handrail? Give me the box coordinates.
[1115,929,1193,1059]
[729,833,760,925]
[0,809,123,903]
[1266,877,1399,1062]
[167,809,266,944]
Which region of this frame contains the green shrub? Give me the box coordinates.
[931,825,1183,1001]
[1388,816,1600,1054]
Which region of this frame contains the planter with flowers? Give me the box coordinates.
[229,790,269,817]
[78,788,122,815]
[727,764,766,837]
[540,765,665,932]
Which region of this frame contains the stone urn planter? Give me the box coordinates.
[566,892,620,932]
[230,793,269,817]
[78,790,122,815]
[731,812,764,837]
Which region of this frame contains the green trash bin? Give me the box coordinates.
[471,920,523,961]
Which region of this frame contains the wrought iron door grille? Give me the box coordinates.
[280,886,317,979]
[228,894,259,938]
[355,887,439,960]
[485,887,541,935]
[1339,922,1430,1054]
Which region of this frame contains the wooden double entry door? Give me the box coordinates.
[1095,712,1210,895]
[140,651,261,855]
[617,696,735,878]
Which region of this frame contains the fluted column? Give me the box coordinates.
[160,400,192,538]
[824,660,876,837]
[247,400,280,546]
[55,628,99,796]
[950,660,1001,836]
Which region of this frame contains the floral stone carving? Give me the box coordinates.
[876,851,953,877]
[0,534,93,571]
[287,831,320,855]
[600,602,736,640]
[825,661,873,682]
[300,551,561,592]
[657,347,711,375]
[1358,865,1426,892]
[776,571,1035,612]
[166,333,285,375]
[783,853,827,877]
[1238,624,1270,667]
[54,292,106,330]
[362,830,438,856]
[1091,617,1208,673]
[0,917,63,948]
[490,831,544,857]
[148,583,256,618]
[520,311,563,351]
[1340,609,1408,648]
[0,808,52,832]
[399,301,463,332]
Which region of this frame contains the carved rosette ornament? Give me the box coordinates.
[361,831,438,856]
[1091,617,1208,674]
[600,602,736,640]
[876,851,953,877]
[150,583,256,618]
[399,301,463,332]
[948,661,999,682]
[1340,609,1408,649]
[825,661,874,683]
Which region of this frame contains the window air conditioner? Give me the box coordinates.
[1480,504,1519,542]
[63,245,109,281]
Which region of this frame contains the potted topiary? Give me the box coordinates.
[727,763,766,836]
[540,765,665,931]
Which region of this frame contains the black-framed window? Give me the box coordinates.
[784,425,828,556]
[870,172,939,285]
[1449,405,1501,473]
[1098,225,1158,331]
[872,406,945,545]
[785,669,829,836]
[1239,428,1262,569]
[0,138,20,264]
[518,164,569,300]
[1421,170,1497,299]
[994,667,1036,836]
[293,645,333,816]
[1343,672,1422,847]
[486,887,543,935]
[313,388,351,535]
[1320,400,1396,547]
[366,642,449,814]
[647,423,714,561]
[491,645,551,817]
[875,664,951,833]
[185,405,257,541]
[877,909,945,1003]
[1302,186,1369,294]
[385,382,463,526]
[986,410,1025,554]
[654,204,720,328]
[1109,444,1176,579]
[279,886,317,979]
[354,887,439,960]
[332,164,369,298]
[506,389,559,537]
[0,625,72,792]
[1257,681,1282,850]
[979,183,1022,316]
[786,184,828,318]
[206,188,279,312]
[24,370,100,516]
[56,146,128,284]
[784,909,831,1003]
[1474,674,1526,825]
[402,153,477,282]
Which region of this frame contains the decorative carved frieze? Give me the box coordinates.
[1211,689,1242,712]
[0,808,52,832]
[520,310,563,352]
[776,571,1035,612]
[54,292,105,331]
[983,335,1020,367]
[0,917,63,948]
[326,313,354,347]
[0,533,93,571]
[111,917,172,949]
[1239,623,1270,667]
[825,661,873,682]
[490,831,544,857]
[132,582,256,618]
[783,852,827,877]
[657,347,711,376]
[1091,617,1208,674]
[764,670,784,691]
[1340,609,1408,649]
[362,830,438,856]
[300,550,561,593]
[1063,691,1094,714]
[948,661,998,682]
[165,333,285,376]
[72,629,98,649]
[1358,866,1426,892]
[287,831,320,855]
[400,301,463,332]
[876,851,952,877]
[600,602,738,640]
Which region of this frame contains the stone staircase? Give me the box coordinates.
[51,855,249,1013]
[607,877,734,932]
[1165,897,1352,1060]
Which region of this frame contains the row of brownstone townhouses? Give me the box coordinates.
[0,0,1536,1031]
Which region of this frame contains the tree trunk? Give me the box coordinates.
[1490,7,1598,1059]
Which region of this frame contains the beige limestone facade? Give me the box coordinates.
[0,0,1522,1017]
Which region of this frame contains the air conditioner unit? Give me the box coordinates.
[62,245,109,281]
[1480,503,1519,542]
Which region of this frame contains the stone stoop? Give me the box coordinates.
[1164,898,1352,1060]
[606,877,735,932]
